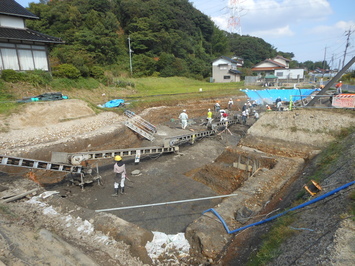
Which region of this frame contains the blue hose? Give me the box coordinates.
[203,180,355,234]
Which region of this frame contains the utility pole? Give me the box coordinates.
[322,46,327,77]
[342,27,353,68]
[128,35,133,76]
[330,54,334,70]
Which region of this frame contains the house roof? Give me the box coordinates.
[229,69,242,75]
[0,27,63,44]
[275,55,291,62]
[0,0,38,19]
[251,67,285,71]
[213,56,240,64]
[264,59,286,67]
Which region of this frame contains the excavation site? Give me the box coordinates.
[0,96,354,265]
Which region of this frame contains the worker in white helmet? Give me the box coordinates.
[113,155,126,196]
[335,81,342,94]
[179,109,188,129]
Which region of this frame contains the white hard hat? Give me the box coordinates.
[183,109,186,112]
[208,108,211,111]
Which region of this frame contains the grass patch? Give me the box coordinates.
[50,77,100,91]
[121,77,246,96]
[247,214,297,266]
[0,80,18,114]
[306,127,354,183]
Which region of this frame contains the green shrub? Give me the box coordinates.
[76,64,91,77]
[114,79,135,88]
[25,70,52,87]
[1,69,21,82]
[90,66,105,79]
[52,64,81,79]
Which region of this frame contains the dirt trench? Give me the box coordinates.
[1,99,354,265]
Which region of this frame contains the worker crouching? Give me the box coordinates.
[112,155,126,196]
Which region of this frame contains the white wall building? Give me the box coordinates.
[212,56,243,83]
[0,0,63,72]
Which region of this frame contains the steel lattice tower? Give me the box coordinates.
[227,0,243,35]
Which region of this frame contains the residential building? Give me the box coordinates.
[252,55,304,83]
[0,0,63,71]
[212,56,243,83]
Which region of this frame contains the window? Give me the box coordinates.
[219,64,228,70]
[276,72,283,77]
[0,43,48,71]
[1,48,19,70]
[224,76,231,79]
[18,50,35,70]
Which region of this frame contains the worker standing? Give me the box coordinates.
[241,110,247,125]
[179,109,188,129]
[228,98,234,110]
[335,81,342,94]
[112,155,126,196]
[207,108,213,125]
[214,102,221,113]
[253,110,259,121]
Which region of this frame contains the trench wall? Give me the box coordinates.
[185,147,304,263]
[185,109,354,264]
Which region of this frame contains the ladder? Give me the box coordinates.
[124,110,157,141]
[51,146,179,165]
[0,155,83,173]
[166,129,216,146]
[165,117,240,146]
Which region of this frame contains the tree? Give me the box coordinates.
[227,33,277,67]
[132,54,156,77]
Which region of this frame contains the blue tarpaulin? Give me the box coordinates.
[102,99,125,108]
[242,89,319,104]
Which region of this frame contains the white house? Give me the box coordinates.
[0,0,63,71]
[274,68,304,81]
[212,56,243,83]
[251,55,290,76]
[252,55,304,82]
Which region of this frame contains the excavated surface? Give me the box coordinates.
[0,98,354,265]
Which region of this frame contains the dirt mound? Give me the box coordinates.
[4,99,96,129]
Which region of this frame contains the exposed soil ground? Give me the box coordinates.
[0,97,354,265]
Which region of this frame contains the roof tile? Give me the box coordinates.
[0,27,63,44]
[0,0,38,19]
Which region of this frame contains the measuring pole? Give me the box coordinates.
[128,35,133,76]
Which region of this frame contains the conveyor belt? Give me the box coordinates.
[51,146,179,165]
[166,118,240,146]
[0,155,83,173]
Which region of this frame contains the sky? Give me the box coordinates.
[17,0,355,66]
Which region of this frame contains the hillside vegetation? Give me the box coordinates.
[26,0,294,79]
